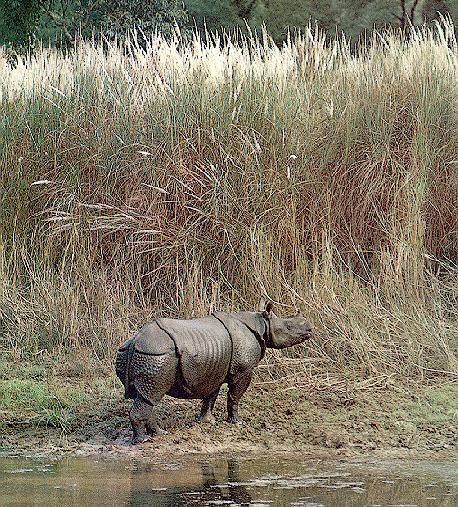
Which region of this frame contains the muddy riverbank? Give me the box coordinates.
[1,356,456,461]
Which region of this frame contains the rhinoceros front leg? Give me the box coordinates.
[227,372,253,425]
[197,387,220,423]
[130,395,166,444]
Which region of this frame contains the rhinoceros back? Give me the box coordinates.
[133,322,176,355]
[157,316,232,398]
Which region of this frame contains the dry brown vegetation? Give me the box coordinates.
[1,22,457,389]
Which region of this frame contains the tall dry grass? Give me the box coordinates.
[1,22,457,381]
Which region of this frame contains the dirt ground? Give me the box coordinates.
[1,355,456,461]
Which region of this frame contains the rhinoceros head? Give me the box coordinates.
[262,303,312,349]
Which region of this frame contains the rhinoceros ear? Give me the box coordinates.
[263,302,273,318]
[258,297,266,311]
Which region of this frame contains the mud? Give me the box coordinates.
[2,380,457,462]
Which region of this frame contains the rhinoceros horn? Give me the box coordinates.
[262,303,312,349]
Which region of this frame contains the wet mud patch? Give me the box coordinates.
[1,357,457,461]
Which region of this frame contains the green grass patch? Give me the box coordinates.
[0,360,47,381]
[0,356,122,435]
[0,377,89,432]
[398,384,458,427]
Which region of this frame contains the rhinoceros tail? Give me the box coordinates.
[115,337,137,399]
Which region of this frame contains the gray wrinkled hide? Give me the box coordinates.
[116,312,267,404]
[156,316,231,398]
[115,309,311,443]
[213,312,265,377]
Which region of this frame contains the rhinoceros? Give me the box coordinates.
[115,303,312,443]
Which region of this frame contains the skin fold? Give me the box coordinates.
[115,304,312,444]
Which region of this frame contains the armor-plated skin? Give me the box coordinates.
[115,304,312,444]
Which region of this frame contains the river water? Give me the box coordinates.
[0,454,456,506]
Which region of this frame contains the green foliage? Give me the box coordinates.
[101,0,190,40]
[250,1,458,42]
[423,0,458,24]
[0,0,43,47]
[5,0,457,48]
[184,0,247,32]
[34,0,190,46]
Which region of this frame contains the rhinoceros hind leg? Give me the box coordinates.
[227,372,253,425]
[197,387,220,423]
[146,414,168,436]
[130,395,158,444]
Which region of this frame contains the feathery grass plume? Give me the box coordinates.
[0,21,457,382]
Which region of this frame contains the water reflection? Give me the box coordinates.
[130,458,252,505]
[0,455,456,506]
